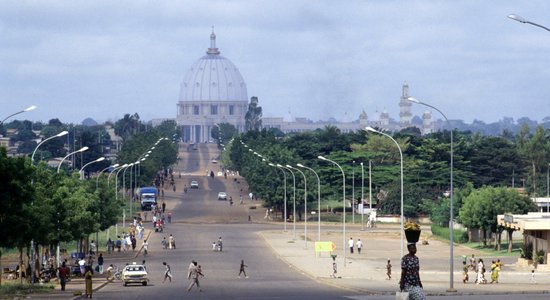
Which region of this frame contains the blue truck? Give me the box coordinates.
[139,187,158,210]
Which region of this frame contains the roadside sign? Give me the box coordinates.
[315,241,336,252]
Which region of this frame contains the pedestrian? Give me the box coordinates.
[469,254,476,271]
[142,239,149,256]
[79,257,86,276]
[462,261,469,283]
[106,238,113,254]
[187,260,203,292]
[162,237,168,249]
[212,242,217,251]
[476,258,486,284]
[58,261,70,291]
[356,239,363,254]
[162,201,166,213]
[217,237,223,252]
[162,262,172,283]
[169,234,174,249]
[167,212,172,223]
[399,242,426,300]
[531,269,536,283]
[84,266,94,298]
[490,260,500,283]
[348,237,354,254]
[90,240,96,256]
[97,253,104,274]
[238,260,248,278]
[142,260,147,271]
[331,261,337,278]
[386,259,392,280]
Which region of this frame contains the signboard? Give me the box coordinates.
[314,241,336,252]
[503,214,513,223]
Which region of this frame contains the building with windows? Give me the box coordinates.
[176,30,248,143]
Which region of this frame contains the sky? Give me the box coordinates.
[1,0,549,125]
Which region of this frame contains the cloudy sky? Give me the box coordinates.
[1,0,549,125]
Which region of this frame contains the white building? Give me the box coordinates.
[176,30,249,143]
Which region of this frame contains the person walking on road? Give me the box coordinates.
[238,260,248,278]
[399,243,426,300]
[97,253,104,274]
[348,237,354,254]
[386,259,392,280]
[356,239,363,254]
[84,266,94,298]
[187,260,203,292]
[58,262,70,291]
[142,239,149,257]
[162,262,172,283]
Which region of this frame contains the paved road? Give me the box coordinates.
[98,143,359,299]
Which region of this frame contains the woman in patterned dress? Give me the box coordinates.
[399,243,426,300]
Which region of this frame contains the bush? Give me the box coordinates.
[430,224,468,244]
[520,242,533,260]
[534,249,545,264]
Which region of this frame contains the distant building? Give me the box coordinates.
[176,30,248,143]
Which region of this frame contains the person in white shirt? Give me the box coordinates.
[356,239,363,254]
[348,237,354,254]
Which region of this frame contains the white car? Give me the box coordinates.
[122,263,149,286]
[190,181,199,189]
[218,192,227,200]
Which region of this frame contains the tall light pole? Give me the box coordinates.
[278,164,296,239]
[508,14,550,32]
[79,157,105,180]
[29,129,67,285]
[270,163,287,232]
[407,96,456,291]
[57,146,89,173]
[352,161,355,224]
[360,162,364,231]
[0,105,36,125]
[289,165,308,249]
[31,130,69,163]
[364,127,404,259]
[114,164,130,232]
[318,155,347,266]
[547,163,550,212]
[297,163,321,242]
[55,146,89,268]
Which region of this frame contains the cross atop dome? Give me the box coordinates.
[207,26,220,55]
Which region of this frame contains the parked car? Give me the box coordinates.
[122,263,149,286]
[217,192,227,200]
[190,181,199,189]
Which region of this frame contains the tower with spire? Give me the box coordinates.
[399,81,412,128]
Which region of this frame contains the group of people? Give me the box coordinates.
[463,254,502,284]
[212,237,223,252]
[347,237,363,254]
[161,234,177,249]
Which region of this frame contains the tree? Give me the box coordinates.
[517,125,549,197]
[245,97,262,131]
[211,123,237,145]
[114,113,143,141]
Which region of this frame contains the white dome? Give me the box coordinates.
[178,31,248,102]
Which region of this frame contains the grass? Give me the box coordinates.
[460,241,523,257]
[0,282,55,298]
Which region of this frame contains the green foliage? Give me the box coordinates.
[534,250,545,264]
[520,242,533,260]
[430,224,468,243]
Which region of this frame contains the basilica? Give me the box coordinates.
[173,31,434,143]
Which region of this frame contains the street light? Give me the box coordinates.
[360,162,364,231]
[407,96,455,291]
[364,127,404,259]
[31,130,69,163]
[352,161,355,224]
[79,157,105,180]
[0,105,37,125]
[297,163,321,242]
[96,164,119,189]
[318,155,347,267]
[288,165,308,249]
[508,14,550,32]
[57,146,89,173]
[547,163,550,212]
[269,163,287,232]
[278,163,296,239]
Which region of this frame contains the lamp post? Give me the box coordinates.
[55,146,89,268]
[96,164,119,189]
[547,163,549,212]
[270,163,287,232]
[278,164,296,239]
[288,165,308,249]
[29,129,67,285]
[114,164,130,232]
[352,161,355,224]
[297,163,321,242]
[318,155,347,266]
[508,14,550,32]
[364,127,404,259]
[31,130,69,163]
[57,146,89,173]
[407,97,456,291]
[0,105,36,125]
[79,157,105,180]
[360,162,364,231]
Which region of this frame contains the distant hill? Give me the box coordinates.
[82,118,98,127]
